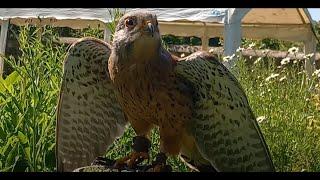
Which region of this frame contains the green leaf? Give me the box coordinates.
[48,143,55,151]
[18,131,28,145]
[4,71,21,87]
[0,136,17,156]
[0,78,7,93]
[0,92,12,106]
[0,71,21,94]
[0,164,14,172]
[5,145,18,169]
[0,127,6,140]
[24,147,31,162]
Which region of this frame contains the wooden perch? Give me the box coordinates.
[72,157,171,172]
[167,44,320,61]
[53,37,320,61]
[73,165,146,172]
[55,37,80,45]
[7,37,319,63]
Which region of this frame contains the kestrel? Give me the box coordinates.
[56,10,275,172]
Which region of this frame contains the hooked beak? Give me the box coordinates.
[147,22,155,37]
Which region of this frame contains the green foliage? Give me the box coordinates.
[0,25,66,172]
[162,35,202,46]
[52,24,104,39]
[106,8,125,42]
[235,55,320,172]
[78,27,104,39]
[241,38,304,51]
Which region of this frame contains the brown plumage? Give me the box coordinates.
[56,10,275,172]
[56,38,127,172]
[108,10,275,171]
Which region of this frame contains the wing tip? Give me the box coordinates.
[183,50,219,62]
[70,37,111,50]
[196,51,219,60]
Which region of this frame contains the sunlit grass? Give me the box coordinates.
[0,25,66,172]
[236,53,320,172]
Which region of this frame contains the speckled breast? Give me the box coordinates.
[114,73,192,131]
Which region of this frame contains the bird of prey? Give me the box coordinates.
[56,10,275,172]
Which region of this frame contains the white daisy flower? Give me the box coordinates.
[265,73,280,82]
[281,57,290,65]
[304,53,314,59]
[248,42,256,49]
[236,47,244,52]
[262,49,269,54]
[223,54,235,62]
[288,47,299,54]
[256,116,266,123]
[312,69,320,77]
[254,57,262,65]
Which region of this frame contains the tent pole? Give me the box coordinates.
[104,27,111,43]
[304,34,317,80]
[201,23,209,51]
[0,19,9,77]
[223,8,250,71]
[223,21,241,69]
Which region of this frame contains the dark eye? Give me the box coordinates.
[125,18,135,28]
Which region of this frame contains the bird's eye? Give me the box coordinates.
[125,18,135,28]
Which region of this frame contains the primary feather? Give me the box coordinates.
[175,51,275,171]
[56,38,127,172]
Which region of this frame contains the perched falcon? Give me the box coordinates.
[56,10,275,172]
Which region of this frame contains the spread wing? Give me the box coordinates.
[56,38,127,172]
[175,52,275,172]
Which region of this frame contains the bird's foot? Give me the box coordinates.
[91,156,115,166]
[113,136,151,170]
[150,164,172,172]
[149,152,172,172]
[113,151,149,169]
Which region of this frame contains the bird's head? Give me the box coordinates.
[111,10,161,63]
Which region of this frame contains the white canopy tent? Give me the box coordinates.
[0,8,318,77]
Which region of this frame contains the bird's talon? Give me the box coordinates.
[114,151,150,170]
[151,164,172,172]
[91,156,115,166]
[152,152,167,166]
[149,152,170,172]
[113,159,127,169]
